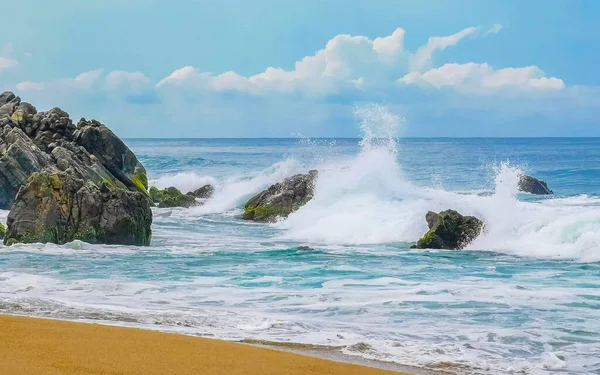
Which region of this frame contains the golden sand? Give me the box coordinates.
[0,315,409,375]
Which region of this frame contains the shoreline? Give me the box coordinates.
[0,314,417,375]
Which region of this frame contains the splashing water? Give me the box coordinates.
[2,112,600,375]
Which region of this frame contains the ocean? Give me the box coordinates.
[1,108,599,374]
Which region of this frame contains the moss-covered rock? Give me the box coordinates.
[149,186,198,208]
[242,170,318,222]
[0,222,6,239]
[4,171,152,246]
[411,210,483,250]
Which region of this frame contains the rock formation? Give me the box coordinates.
[243,170,318,222]
[518,175,553,195]
[149,186,198,208]
[411,210,483,250]
[0,92,152,246]
[5,171,151,246]
[188,184,214,199]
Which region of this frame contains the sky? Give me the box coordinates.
[0,0,599,138]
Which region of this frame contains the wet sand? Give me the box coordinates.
[0,314,410,375]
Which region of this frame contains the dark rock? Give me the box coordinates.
[0,127,52,208]
[0,92,152,246]
[0,92,16,106]
[518,175,553,195]
[243,170,318,222]
[149,186,198,208]
[297,246,314,251]
[73,118,148,194]
[4,171,151,246]
[188,184,214,199]
[411,209,483,250]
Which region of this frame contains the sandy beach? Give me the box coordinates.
[0,315,409,375]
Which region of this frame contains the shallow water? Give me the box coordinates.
[1,108,599,374]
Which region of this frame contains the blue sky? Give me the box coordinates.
[1,0,599,137]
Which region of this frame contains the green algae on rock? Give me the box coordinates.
[242,170,318,222]
[411,209,483,250]
[0,91,153,246]
[149,186,198,208]
[4,171,151,246]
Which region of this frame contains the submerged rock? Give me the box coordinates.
[188,184,214,199]
[243,170,318,222]
[411,209,483,250]
[297,246,314,251]
[149,186,198,208]
[518,175,553,195]
[4,171,151,246]
[0,91,152,246]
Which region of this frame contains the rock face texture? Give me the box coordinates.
[0,92,152,246]
[411,210,483,250]
[243,170,318,222]
[518,175,553,195]
[5,171,151,246]
[149,186,198,208]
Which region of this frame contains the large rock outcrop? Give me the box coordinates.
[518,175,553,195]
[4,171,151,246]
[0,91,152,246]
[411,210,483,250]
[243,170,318,222]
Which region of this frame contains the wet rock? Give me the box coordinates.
[243,170,318,222]
[4,171,151,246]
[297,246,314,251]
[411,209,483,250]
[149,186,198,208]
[518,175,553,195]
[188,184,214,199]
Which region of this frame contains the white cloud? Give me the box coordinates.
[158,28,412,96]
[485,24,503,35]
[105,70,150,95]
[400,62,564,92]
[17,69,104,92]
[10,25,564,101]
[409,27,478,72]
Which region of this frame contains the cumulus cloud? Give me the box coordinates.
[158,29,411,96]
[105,70,151,95]
[17,69,104,92]
[12,24,563,101]
[400,62,564,92]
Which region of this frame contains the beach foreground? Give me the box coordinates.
[0,315,407,375]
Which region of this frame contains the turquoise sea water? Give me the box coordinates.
[1,113,599,374]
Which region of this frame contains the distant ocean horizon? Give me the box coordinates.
[2,110,600,374]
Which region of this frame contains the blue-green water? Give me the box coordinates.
[1,133,599,374]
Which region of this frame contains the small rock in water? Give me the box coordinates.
[242,170,318,222]
[297,246,314,251]
[518,174,553,195]
[149,186,198,208]
[187,184,214,199]
[411,209,483,250]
